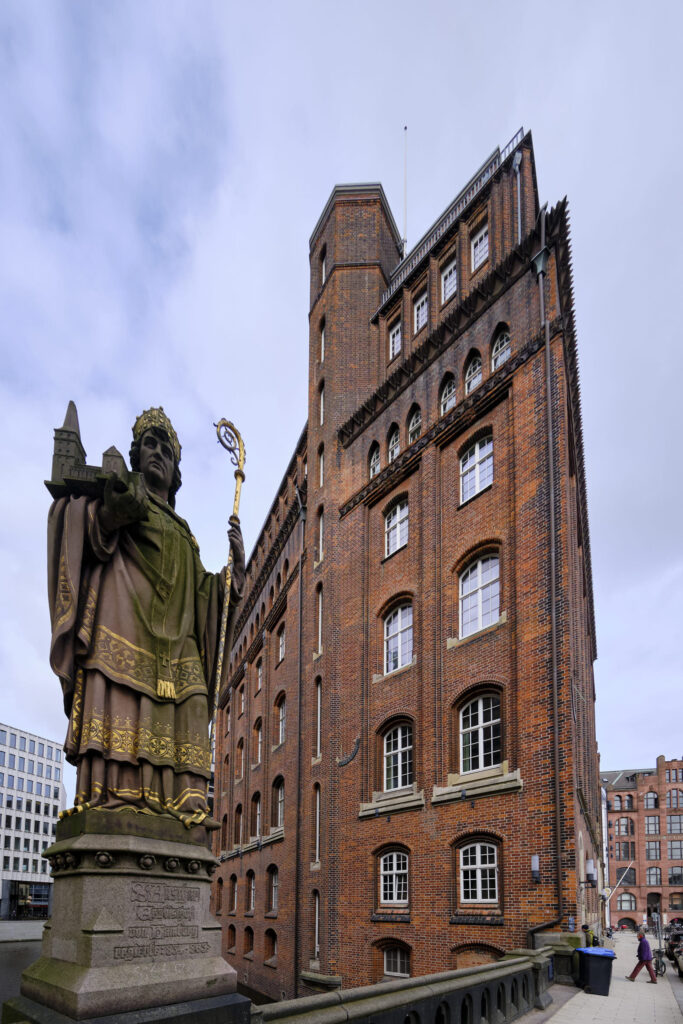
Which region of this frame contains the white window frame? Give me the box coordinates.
[315,680,322,758]
[459,555,500,638]
[388,428,400,463]
[389,320,402,360]
[413,290,428,333]
[318,510,324,562]
[441,256,457,303]
[254,720,262,765]
[319,384,324,426]
[471,224,489,271]
[460,435,493,503]
[383,604,413,674]
[278,626,286,663]
[460,842,498,903]
[383,724,413,792]
[316,587,323,653]
[314,784,321,862]
[274,780,284,828]
[465,354,482,394]
[277,697,286,745]
[256,660,262,692]
[269,867,279,912]
[385,500,409,557]
[460,695,501,774]
[384,947,410,978]
[252,796,261,840]
[491,331,511,370]
[380,850,409,904]
[408,408,421,444]
[440,377,456,415]
[314,890,321,958]
[319,448,324,487]
[247,870,255,911]
[320,323,325,362]
[369,444,380,479]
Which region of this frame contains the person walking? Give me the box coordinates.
[626,929,657,983]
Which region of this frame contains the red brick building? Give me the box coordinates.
[603,756,683,931]
[212,128,601,1000]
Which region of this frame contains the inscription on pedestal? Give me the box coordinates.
[113,880,210,962]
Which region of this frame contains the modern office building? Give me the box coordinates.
[0,723,67,919]
[212,128,601,999]
[603,755,683,931]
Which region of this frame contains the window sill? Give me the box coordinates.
[432,761,522,804]
[238,827,284,855]
[264,956,278,970]
[227,947,236,955]
[450,912,504,925]
[359,786,425,819]
[313,557,323,569]
[372,658,417,684]
[243,951,254,961]
[372,911,410,923]
[446,612,507,649]
[265,910,278,919]
[245,911,254,918]
[250,763,261,772]
[271,742,284,753]
[381,544,407,565]
[300,969,342,989]
[312,648,323,662]
[311,754,322,766]
[458,482,493,509]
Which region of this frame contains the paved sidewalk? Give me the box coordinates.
[0,920,45,942]
[540,930,682,1022]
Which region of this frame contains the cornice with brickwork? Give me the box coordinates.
[337,319,560,520]
[338,229,542,450]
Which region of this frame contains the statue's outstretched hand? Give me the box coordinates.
[99,474,147,534]
[228,517,246,602]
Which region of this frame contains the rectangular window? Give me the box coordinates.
[385,500,409,557]
[19,737,26,751]
[668,840,683,859]
[461,843,498,903]
[9,755,15,770]
[315,680,322,759]
[18,757,25,771]
[28,740,35,754]
[471,224,489,271]
[47,746,53,759]
[28,760,34,774]
[38,744,44,757]
[413,290,428,333]
[10,734,17,748]
[668,815,683,833]
[669,866,683,885]
[645,816,660,834]
[645,841,660,860]
[0,730,6,744]
[441,257,457,303]
[389,320,402,360]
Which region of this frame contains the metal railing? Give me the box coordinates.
[380,127,525,308]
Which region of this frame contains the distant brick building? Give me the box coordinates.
[212,128,601,1000]
[603,756,683,931]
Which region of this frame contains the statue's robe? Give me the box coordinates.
[47,491,233,827]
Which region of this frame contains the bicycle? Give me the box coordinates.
[654,948,667,977]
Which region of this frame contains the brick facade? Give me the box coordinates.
[604,756,683,931]
[212,130,601,1000]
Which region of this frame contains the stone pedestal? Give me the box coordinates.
[15,810,239,1020]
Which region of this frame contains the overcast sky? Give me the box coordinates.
[1,1,681,803]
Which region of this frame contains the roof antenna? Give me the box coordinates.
[403,125,408,258]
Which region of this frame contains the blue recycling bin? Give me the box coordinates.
[576,947,616,996]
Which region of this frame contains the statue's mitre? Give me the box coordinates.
[133,407,181,462]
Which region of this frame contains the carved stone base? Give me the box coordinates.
[3,992,250,1024]
[18,810,237,1020]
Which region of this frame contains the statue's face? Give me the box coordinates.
[139,428,175,498]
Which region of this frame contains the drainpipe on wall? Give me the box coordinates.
[527,204,564,947]
[293,486,306,997]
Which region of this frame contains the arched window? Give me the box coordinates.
[272,777,285,828]
[385,500,409,557]
[320,318,325,363]
[384,604,413,673]
[277,623,285,663]
[234,805,242,847]
[313,890,321,959]
[644,792,658,809]
[244,926,254,954]
[460,694,501,773]
[460,842,498,903]
[379,849,409,904]
[275,693,286,745]
[465,353,482,394]
[319,382,324,426]
[215,877,223,913]
[314,678,322,758]
[318,445,324,488]
[617,893,636,910]
[264,928,278,961]
[221,814,228,850]
[388,426,400,463]
[317,508,324,562]
[253,719,262,765]
[245,870,256,913]
[369,442,381,479]
[613,794,622,810]
[646,867,662,885]
[316,584,323,653]
[408,407,422,444]
[227,924,236,951]
[384,945,410,978]
[459,555,500,637]
[256,658,262,693]
[491,329,511,370]
[267,865,279,912]
[671,893,683,910]
[440,375,456,415]
[229,874,237,912]
[624,794,634,810]
[460,435,493,503]
[250,793,261,839]
[383,723,413,792]
[235,739,244,779]
[313,783,321,862]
